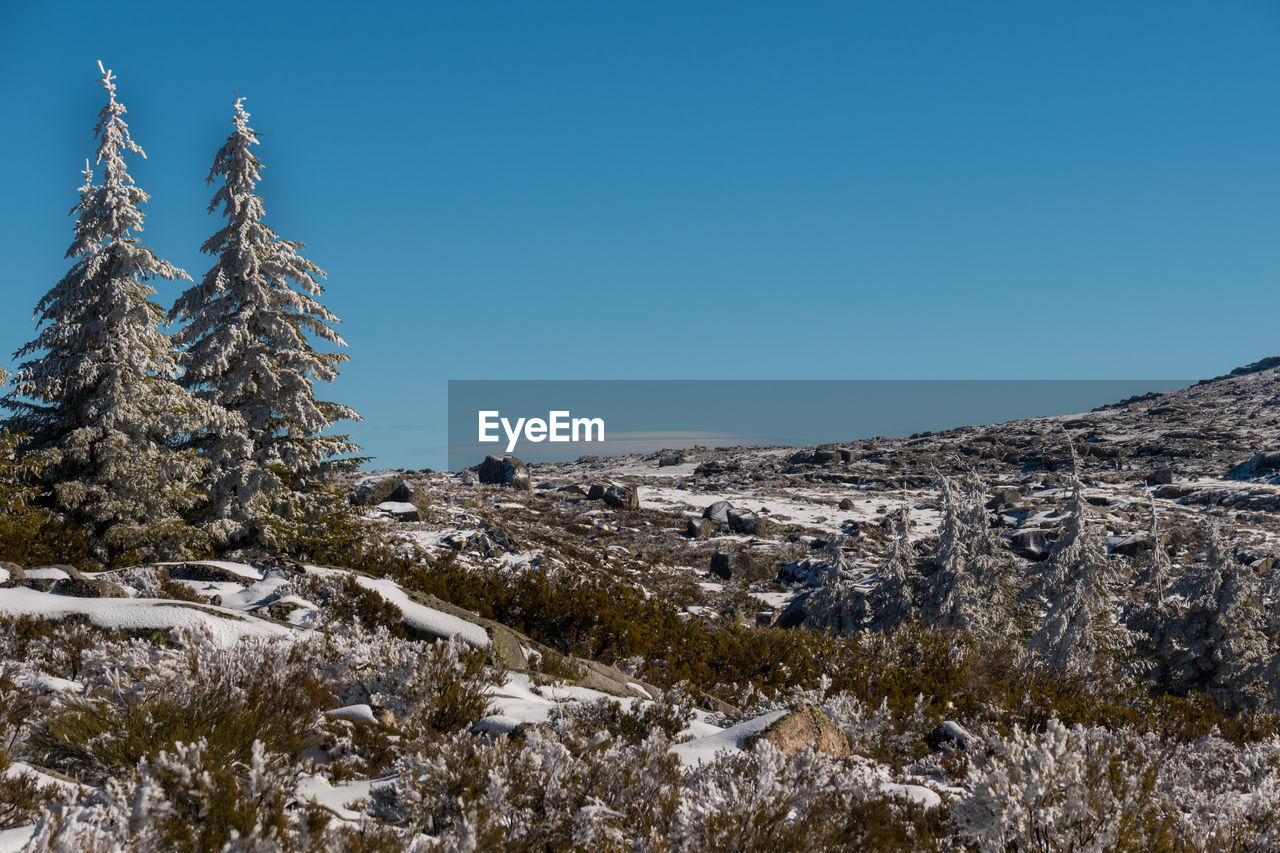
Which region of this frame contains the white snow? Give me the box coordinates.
[0,587,292,645]
[670,710,790,766]
[305,566,490,647]
[326,704,378,724]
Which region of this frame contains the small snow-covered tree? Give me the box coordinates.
[1167,524,1270,712]
[1028,450,1127,675]
[920,472,1011,636]
[868,507,920,631]
[1126,492,1180,687]
[171,96,360,547]
[2,62,231,564]
[804,538,867,634]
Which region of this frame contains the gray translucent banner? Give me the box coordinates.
[446,379,1188,472]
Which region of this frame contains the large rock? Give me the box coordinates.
[378,501,422,522]
[985,487,1023,510]
[50,577,128,599]
[727,508,770,536]
[167,562,255,584]
[702,501,733,524]
[1145,467,1174,486]
[0,562,24,587]
[475,455,532,491]
[709,550,774,582]
[351,470,407,506]
[387,481,432,514]
[1228,451,1280,480]
[747,704,849,757]
[685,517,713,539]
[810,450,840,465]
[602,486,640,510]
[1009,529,1053,562]
[657,453,684,467]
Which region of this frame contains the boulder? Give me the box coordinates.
[838,498,855,511]
[657,453,683,467]
[709,551,773,582]
[378,501,422,522]
[50,577,128,599]
[167,562,255,584]
[1009,529,1053,562]
[985,487,1022,509]
[351,470,407,506]
[1154,484,1195,500]
[558,484,587,496]
[774,592,811,628]
[1145,467,1174,486]
[1228,451,1280,480]
[586,484,607,500]
[837,449,856,462]
[748,704,849,757]
[602,486,640,510]
[1111,533,1169,558]
[0,562,24,586]
[810,450,840,464]
[702,500,733,524]
[925,720,976,752]
[387,481,432,514]
[475,455,532,491]
[727,508,770,536]
[686,517,713,539]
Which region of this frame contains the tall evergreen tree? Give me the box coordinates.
[2,63,229,564]
[171,96,360,547]
[921,472,1010,635]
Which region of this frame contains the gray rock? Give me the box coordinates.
[351,470,407,506]
[774,591,811,628]
[926,720,976,752]
[0,562,24,586]
[838,498,854,511]
[702,500,733,524]
[1228,451,1280,480]
[709,550,774,582]
[658,453,683,467]
[167,562,254,584]
[985,487,1022,509]
[378,502,422,522]
[1009,529,1053,561]
[1145,467,1174,485]
[1154,484,1195,499]
[603,486,640,510]
[387,481,433,513]
[475,455,532,491]
[811,450,839,464]
[50,577,128,599]
[586,484,607,500]
[686,517,713,539]
[727,508,770,536]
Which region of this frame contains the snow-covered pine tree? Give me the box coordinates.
[1126,492,1180,687]
[920,472,1001,634]
[1028,449,1127,675]
[171,96,361,547]
[2,62,231,564]
[1167,524,1270,712]
[868,506,920,632]
[803,537,867,634]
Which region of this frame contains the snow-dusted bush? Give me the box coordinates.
[30,627,333,781]
[868,506,921,632]
[321,627,495,738]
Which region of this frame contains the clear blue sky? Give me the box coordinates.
[2,1,1277,468]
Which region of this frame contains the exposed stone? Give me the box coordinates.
[378,501,421,522]
[475,455,532,491]
[985,487,1022,509]
[50,577,128,599]
[387,480,433,514]
[709,550,773,582]
[811,450,840,464]
[167,562,255,584]
[1009,529,1053,562]
[586,484,607,500]
[658,453,684,467]
[748,704,849,757]
[702,500,733,524]
[838,498,854,510]
[925,720,977,752]
[1145,467,1174,485]
[727,508,770,536]
[686,517,713,539]
[351,470,407,506]
[603,486,640,510]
